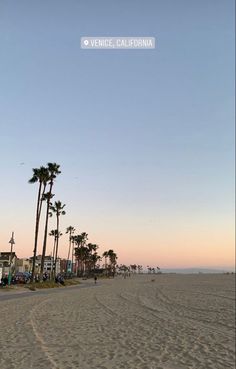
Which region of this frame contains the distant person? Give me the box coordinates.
[94,276,97,284]
[3,275,8,286]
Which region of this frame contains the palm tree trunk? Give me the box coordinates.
[66,231,72,273]
[31,182,42,282]
[51,235,56,279]
[54,214,60,276]
[40,183,53,279]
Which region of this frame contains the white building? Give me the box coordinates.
[33,255,61,275]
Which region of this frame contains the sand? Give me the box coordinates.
[0,274,235,369]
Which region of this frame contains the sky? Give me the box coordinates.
[0,0,235,269]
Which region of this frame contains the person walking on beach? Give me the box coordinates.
[94,275,97,284]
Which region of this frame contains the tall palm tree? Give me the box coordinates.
[103,251,109,275]
[49,200,66,276]
[103,249,117,276]
[40,163,61,278]
[29,166,49,282]
[74,245,87,276]
[74,232,88,276]
[66,226,75,273]
[71,235,76,274]
[107,249,117,276]
[87,243,99,273]
[49,229,57,263]
[90,251,101,272]
[49,229,62,277]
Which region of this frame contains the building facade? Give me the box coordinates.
[0,251,17,279]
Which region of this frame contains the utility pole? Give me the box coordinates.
[8,232,15,285]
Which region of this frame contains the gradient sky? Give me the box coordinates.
[0,0,235,269]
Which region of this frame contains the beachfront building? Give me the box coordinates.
[30,255,61,275]
[16,258,31,273]
[60,258,72,273]
[0,251,17,279]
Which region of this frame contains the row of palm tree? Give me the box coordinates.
[129,264,143,273]
[30,163,118,280]
[29,164,162,280]
[74,234,99,276]
[147,266,161,274]
[72,233,118,277]
[117,264,143,274]
[29,163,65,281]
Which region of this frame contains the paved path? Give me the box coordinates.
[0,280,96,302]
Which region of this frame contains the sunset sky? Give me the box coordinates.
[0,0,235,269]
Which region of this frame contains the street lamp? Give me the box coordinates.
[8,232,15,285]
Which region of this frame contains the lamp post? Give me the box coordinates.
[8,232,15,285]
[71,237,74,275]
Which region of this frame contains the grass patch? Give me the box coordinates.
[64,279,80,286]
[25,281,62,290]
[28,285,37,291]
[25,279,80,290]
[95,275,114,279]
[0,286,17,292]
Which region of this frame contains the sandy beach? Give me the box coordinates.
[0,274,235,369]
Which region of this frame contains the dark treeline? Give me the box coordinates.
[29,162,118,282]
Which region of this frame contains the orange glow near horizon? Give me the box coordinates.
[0,216,234,270]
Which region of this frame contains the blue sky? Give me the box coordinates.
[0,0,235,268]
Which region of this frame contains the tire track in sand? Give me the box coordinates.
[29,297,62,369]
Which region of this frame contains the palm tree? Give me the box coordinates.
[130,264,137,273]
[74,232,88,276]
[40,163,61,279]
[66,226,75,273]
[102,251,109,275]
[103,250,117,276]
[49,229,62,277]
[49,200,66,277]
[49,229,57,263]
[87,243,99,273]
[87,243,98,255]
[108,250,117,276]
[90,252,101,272]
[74,245,87,276]
[71,235,76,274]
[137,265,143,274]
[29,166,49,282]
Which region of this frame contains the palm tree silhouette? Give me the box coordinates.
[74,232,88,276]
[40,163,61,279]
[49,229,62,276]
[87,243,99,273]
[66,226,75,273]
[29,166,49,282]
[102,251,109,275]
[103,250,117,276]
[49,200,66,276]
